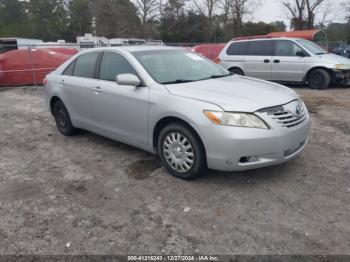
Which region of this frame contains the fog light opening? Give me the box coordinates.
[239,156,259,164]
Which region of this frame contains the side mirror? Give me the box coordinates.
[116,74,141,87]
[296,50,306,57]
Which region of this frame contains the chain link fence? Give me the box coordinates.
[315,40,349,49]
[0,44,80,87]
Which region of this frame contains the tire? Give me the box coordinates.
[53,100,78,136]
[229,68,244,76]
[308,69,331,90]
[158,122,207,180]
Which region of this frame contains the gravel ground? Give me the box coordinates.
[0,86,349,255]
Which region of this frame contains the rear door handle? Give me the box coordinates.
[263,59,270,63]
[93,86,102,94]
[273,59,280,63]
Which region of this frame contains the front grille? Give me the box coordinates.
[272,110,307,128]
[258,100,307,128]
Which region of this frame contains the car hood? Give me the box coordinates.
[317,53,350,64]
[165,75,299,112]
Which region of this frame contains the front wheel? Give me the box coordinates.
[158,123,207,180]
[308,69,331,90]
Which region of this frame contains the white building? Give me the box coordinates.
[76,34,109,49]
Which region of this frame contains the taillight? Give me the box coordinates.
[213,57,221,64]
[42,78,48,86]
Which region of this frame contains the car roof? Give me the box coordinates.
[83,45,181,53]
[232,37,303,42]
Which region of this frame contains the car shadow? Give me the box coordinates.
[200,163,293,184]
[71,128,297,185]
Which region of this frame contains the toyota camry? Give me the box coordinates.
[43,46,310,179]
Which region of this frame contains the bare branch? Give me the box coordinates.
[283,0,328,29]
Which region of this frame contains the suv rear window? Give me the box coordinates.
[226,42,247,55]
[246,40,275,56]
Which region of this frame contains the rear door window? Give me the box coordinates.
[246,40,275,56]
[226,42,247,55]
[73,52,99,78]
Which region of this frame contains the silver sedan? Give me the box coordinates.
[44,46,310,179]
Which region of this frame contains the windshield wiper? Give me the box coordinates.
[209,74,231,79]
[161,74,232,84]
[315,52,327,55]
[161,79,195,84]
[199,74,232,81]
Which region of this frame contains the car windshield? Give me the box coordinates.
[132,49,230,84]
[296,39,327,55]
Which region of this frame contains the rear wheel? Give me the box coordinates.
[229,67,244,76]
[53,100,78,136]
[158,123,207,180]
[308,69,331,90]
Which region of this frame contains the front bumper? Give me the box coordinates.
[199,114,310,172]
[333,70,350,86]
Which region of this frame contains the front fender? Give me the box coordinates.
[148,93,222,152]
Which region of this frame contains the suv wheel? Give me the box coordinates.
[229,68,244,76]
[53,100,78,136]
[308,69,331,90]
[158,123,207,180]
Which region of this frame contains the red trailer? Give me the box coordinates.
[192,44,226,61]
[0,48,77,87]
[232,30,327,42]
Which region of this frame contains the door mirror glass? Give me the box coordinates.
[116,73,141,86]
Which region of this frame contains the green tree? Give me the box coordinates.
[68,0,93,39]
[0,0,31,37]
[159,7,208,43]
[159,0,186,42]
[92,0,141,38]
[271,21,287,32]
[326,23,349,41]
[27,0,69,41]
[242,22,277,37]
[345,1,350,42]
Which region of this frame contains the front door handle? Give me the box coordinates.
[263,59,270,63]
[273,59,280,63]
[93,86,102,94]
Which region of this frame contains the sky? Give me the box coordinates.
[251,0,346,29]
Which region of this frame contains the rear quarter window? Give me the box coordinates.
[226,42,247,56]
[62,61,75,76]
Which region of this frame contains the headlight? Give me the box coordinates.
[335,64,350,70]
[204,111,269,129]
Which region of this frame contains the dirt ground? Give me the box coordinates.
[0,86,349,255]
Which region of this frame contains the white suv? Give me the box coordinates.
[218,38,350,89]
